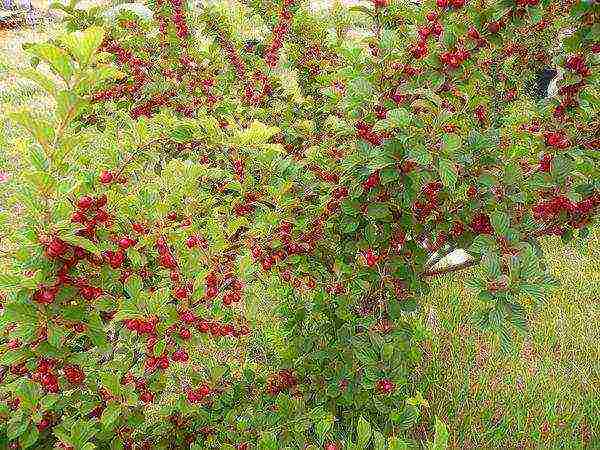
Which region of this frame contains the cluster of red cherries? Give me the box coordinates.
[266,369,298,396]
[264,0,296,68]
[186,384,212,403]
[554,54,592,117]
[533,194,600,224]
[355,121,384,146]
[94,40,148,102]
[469,213,494,235]
[544,131,571,150]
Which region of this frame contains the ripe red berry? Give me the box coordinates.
[64,365,85,385]
[185,235,198,248]
[174,287,188,300]
[99,170,114,184]
[172,349,189,362]
[376,378,395,394]
[76,195,94,210]
[37,418,50,431]
[179,328,191,340]
[46,238,68,259]
[140,390,154,403]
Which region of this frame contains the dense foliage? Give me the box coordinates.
[0,0,598,448]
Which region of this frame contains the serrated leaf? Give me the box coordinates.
[429,417,449,450]
[490,211,510,236]
[442,133,461,155]
[388,108,411,128]
[59,233,100,256]
[26,42,74,82]
[408,145,432,166]
[87,311,108,348]
[19,424,39,449]
[357,416,372,448]
[100,402,121,428]
[367,203,390,220]
[438,158,457,191]
[59,26,105,66]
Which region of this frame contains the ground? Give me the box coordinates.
[1,13,599,450]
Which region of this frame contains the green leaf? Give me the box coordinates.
[482,253,501,279]
[59,233,100,256]
[391,405,419,429]
[490,211,510,236]
[341,215,360,234]
[19,424,40,449]
[125,275,143,300]
[0,273,25,290]
[372,431,386,450]
[438,158,458,191]
[17,379,41,411]
[367,203,390,220]
[357,416,372,448]
[26,43,74,82]
[7,416,29,440]
[4,303,38,323]
[8,110,55,148]
[468,235,495,254]
[388,108,411,128]
[19,67,59,96]
[56,90,86,123]
[233,121,279,146]
[100,402,121,428]
[70,419,96,448]
[47,323,67,348]
[348,5,374,18]
[388,437,409,450]
[408,145,432,166]
[429,417,449,450]
[100,372,121,397]
[315,413,334,441]
[258,431,278,450]
[442,133,461,155]
[59,26,105,66]
[87,311,108,348]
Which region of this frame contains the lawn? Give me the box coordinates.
[1,19,599,450]
[417,231,600,449]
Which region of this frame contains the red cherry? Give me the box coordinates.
[37,418,50,431]
[76,196,94,210]
[99,170,114,184]
[46,238,68,259]
[185,235,198,248]
[132,222,148,234]
[467,27,479,39]
[174,287,188,300]
[172,349,189,362]
[140,390,154,403]
[64,365,85,385]
[167,211,178,221]
[179,328,191,340]
[95,194,108,208]
[118,237,136,249]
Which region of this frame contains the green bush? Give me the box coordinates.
[0,0,598,448]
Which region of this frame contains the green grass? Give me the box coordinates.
[417,232,600,449]
[1,24,599,450]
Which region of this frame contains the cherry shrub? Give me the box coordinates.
[0,0,598,448]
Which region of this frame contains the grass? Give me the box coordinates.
[417,232,600,449]
[1,21,599,450]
